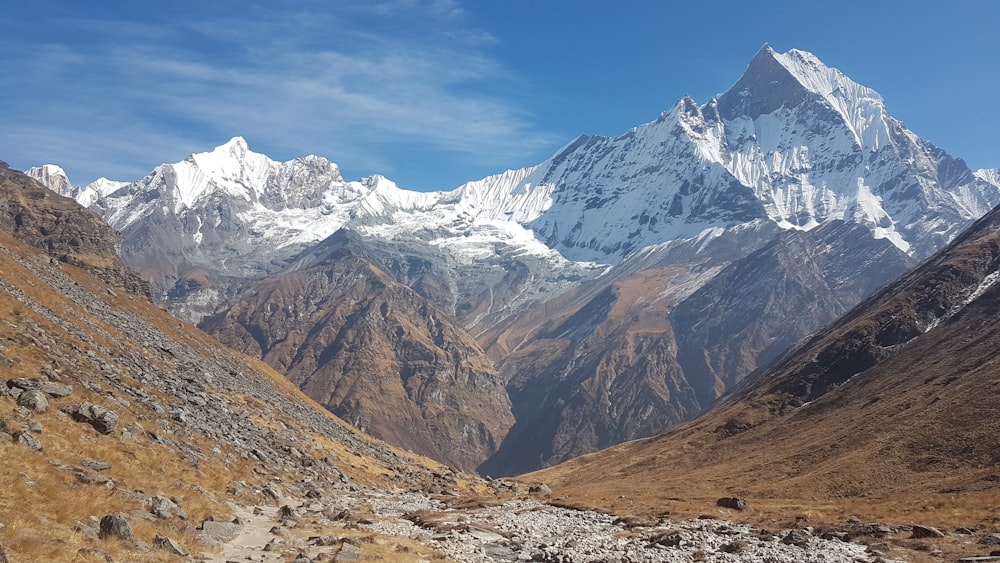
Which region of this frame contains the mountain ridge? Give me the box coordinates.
[25,46,1000,476]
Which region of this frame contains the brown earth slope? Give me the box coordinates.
[0,165,460,561]
[200,231,515,472]
[531,203,1000,530]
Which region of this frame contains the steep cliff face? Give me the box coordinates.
[0,162,149,297]
[200,233,514,472]
[478,220,913,475]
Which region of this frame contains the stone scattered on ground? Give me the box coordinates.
[98,513,133,541]
[911,524,946,539]
[715,497,752,512]
[12,429,42,451]
[62,402,119,434]
[153,535,189,556]
[16,389,49,413]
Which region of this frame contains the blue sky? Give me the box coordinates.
[2,0,997,191]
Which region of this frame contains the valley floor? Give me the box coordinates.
[198,481,1000,562]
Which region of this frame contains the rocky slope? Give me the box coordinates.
[0,161,149,297]
[31,46,1000,476]
[0,164,469,561]
[533,198,1000,516]
[1,160,921,563]
[200,230,514,472]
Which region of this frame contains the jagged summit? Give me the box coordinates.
[718,45,887,148]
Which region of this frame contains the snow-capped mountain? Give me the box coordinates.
[25,165,127,207]
[461,45,997,263]
[28,45,1000,476]
[25,164,73,198]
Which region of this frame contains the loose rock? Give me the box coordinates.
[153,535,189,556]
[911,524,945,538]
[62,402,119,434]
[16,389,48,413]
[716,497,753,512]
[12,429,42,451]
[201,519,241,541]
[336,542,361,562]
[782,528,812,547]
[98,513,133,541]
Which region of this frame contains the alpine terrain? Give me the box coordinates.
[29,45,1000,477]
[2,159,925,563]
[530,184,1000,561]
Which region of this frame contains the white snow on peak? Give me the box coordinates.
[40,164,68,177]
[76,178,128,207]
[452,166,553,223]
[171,136,277,210]
[26,164,74,198]
[768,47,890,151]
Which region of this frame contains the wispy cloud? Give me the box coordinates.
[0,1,559,189]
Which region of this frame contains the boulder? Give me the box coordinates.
[529,483,552,494]
[781,529,812,547]
[200,519,240,541]
[12,430,42,451]
[336,542,361,562]
[17,390,48,413]
[911,524,945,539]
[153,535,189,556]
[148,495,187,519]
[98,513,133,541]
[715,497,752,512]
[7,378,72,398]
[62,402,119,434]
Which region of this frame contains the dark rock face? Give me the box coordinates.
[0,162,149,297]
[201,246,514,472]
[98,513,133,541]
[480,222,913,475]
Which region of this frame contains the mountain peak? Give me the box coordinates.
[717,46,888,151]
[26,164,74,197]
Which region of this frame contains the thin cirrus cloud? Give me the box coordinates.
[0,2,557,189]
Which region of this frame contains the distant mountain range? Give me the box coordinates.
[28,45,1000,475]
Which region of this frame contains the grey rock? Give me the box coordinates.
[528,483,552,495]
[98,513,133,540]
[980,534,1000,545]
[153,535,189,556]
[13,430,42,451]
[17,390,48,413]
[149,495,187,519]
[911,524,945,538]
[81,459,112,472]
[781,528,812,547]
[336,542,361,562]
[279,504,299,523]
[201,519,240,541]
[7,378,72,398]
[62,402,119,434]
[75,520,99,540]
[716,497,752,512]
[292,554,313,563]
